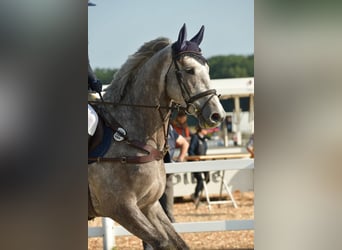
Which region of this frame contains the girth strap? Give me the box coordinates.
[88,140,164,164]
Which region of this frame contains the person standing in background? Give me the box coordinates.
[171,110,191,141]
[188,126,209,206]
[246,133,254,158]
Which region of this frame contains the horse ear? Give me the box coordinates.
[175,23,187,51]
[190,25,205,45]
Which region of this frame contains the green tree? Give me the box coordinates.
[93,54,254,83]
[94,68,118,84]
[207,54,254,79]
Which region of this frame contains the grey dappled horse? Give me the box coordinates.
[88,24,226,249]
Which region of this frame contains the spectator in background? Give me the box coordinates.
[225,115,233,133]
[246,133,254,158]
[171,110,191,141]
[188,126,209,206]
[224,115,238,146]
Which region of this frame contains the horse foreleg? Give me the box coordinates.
[142,202,189,250]
[112,203,173,250]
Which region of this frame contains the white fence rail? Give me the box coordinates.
[88,158,254,249]
[165,158,253,173]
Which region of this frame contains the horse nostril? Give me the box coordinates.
[211,113,222,123]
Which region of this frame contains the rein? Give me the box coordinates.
[88,100,173,110]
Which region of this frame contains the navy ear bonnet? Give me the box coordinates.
[172,24,205,57]
[88,1,96,6]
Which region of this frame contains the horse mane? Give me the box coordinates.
[104,37,172,102]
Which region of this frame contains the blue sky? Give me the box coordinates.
[88,0,254,69]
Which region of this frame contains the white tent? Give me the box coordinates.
[211,77,254,99]
[212,77,254,146]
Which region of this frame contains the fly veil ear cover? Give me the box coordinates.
[172,23,205,56]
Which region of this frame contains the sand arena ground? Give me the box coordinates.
[88,191,254,250]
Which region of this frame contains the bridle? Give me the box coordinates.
[166,50,219,120]
[88,48,219,164]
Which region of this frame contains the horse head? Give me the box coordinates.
[166,24,226,128]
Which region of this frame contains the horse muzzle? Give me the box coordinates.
[185,89,225,128]
[198,112,225,128]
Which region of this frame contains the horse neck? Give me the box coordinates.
[109,50,172,149]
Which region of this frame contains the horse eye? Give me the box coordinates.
[185,68,195,75]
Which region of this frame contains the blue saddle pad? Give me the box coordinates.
[88,125,113,163]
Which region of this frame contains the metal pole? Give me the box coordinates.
[234,97,242,146]
[222,114,229,147]
[249,95,254,133]
[102,217,115,250]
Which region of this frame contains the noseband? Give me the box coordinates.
[167,51,219,117]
